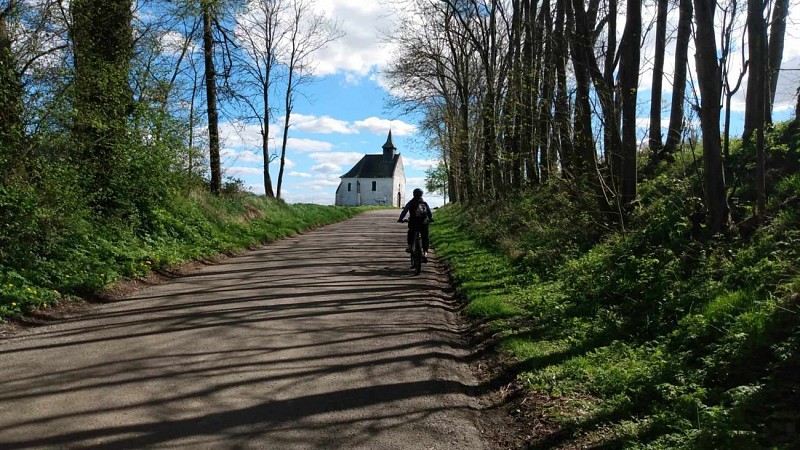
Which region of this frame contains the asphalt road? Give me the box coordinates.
[0,209,488,449]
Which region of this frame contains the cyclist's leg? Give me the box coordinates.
[421,225,430,253]
[406,225,414,251]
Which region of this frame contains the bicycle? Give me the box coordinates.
[401,219,425,275]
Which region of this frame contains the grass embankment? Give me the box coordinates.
[432,155,799,446]
[0,190,368,322]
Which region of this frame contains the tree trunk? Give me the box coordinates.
[619,0,641,205]
[458,101,471,203]
[202,2,222,196]
[745,0,768,215]
[767,0,789,117]
[0,2,22,150]
[522,0,537,184]
[663,0,692,155]
[188,66,198,175]
[276,67,293,200]
[262,75,275,197]
[506,0,522,190]
[573,0,620,191]
[535,0,551,183]
[649,0,667,156]
[554,0,573,176]
[603,0,617,166]
[693,0,729,234]
[568,0,594,181]
[71,0,134,211]
[743,0,768,144]
[484,3,502,198]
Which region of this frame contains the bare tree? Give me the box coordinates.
[719,0,747,160]
[442,0,510,198]
[275,0,341,199]
[384,0,474,203]
[234,0,289,198]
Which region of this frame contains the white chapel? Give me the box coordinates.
[335,131,406,207]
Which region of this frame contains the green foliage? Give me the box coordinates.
[425,162,449,199]
[0,184,362,323]
[430,127,800,448]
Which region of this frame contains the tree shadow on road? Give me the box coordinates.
[0,212,495,448]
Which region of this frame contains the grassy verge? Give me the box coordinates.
[0,190,370,322]
[431,175,800,448]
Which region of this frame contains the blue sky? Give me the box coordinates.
[211,1,800,209]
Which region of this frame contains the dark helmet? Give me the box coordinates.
[413,188,423,198]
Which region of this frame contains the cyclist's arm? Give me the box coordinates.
[398,203,410,222]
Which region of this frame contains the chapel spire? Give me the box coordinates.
[382,130,396,161]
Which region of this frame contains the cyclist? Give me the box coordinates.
[397,188,434,260]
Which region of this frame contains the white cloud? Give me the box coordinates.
[283,173,343,204]
[308,151,364,166]
[405,158,439,171]
[235,1,397,79]
[221,148,263,164]
[225,166,263,178]
[291,113,357,134]
[773,55,800,114]
[311,162,342,174]
[285,137,335,152]
[352,117,417,135]
[306,178,341,188]
[281,113,417,138]
[288,171,313,178]
[217,120,338,153]
[247,183,266,195]
[406,177,426,189]
[309,1,398,77]
[269,157,295,169]
[158,30,196,56]
[344,72,361,85]
[281,190,335,205]
[219,121,263,149]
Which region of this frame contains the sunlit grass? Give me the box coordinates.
[0,191,366,322]
[430,193,800,449]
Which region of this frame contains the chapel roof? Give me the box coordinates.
[340,154,401,178]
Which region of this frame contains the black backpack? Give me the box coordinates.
[413,200,429,222]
